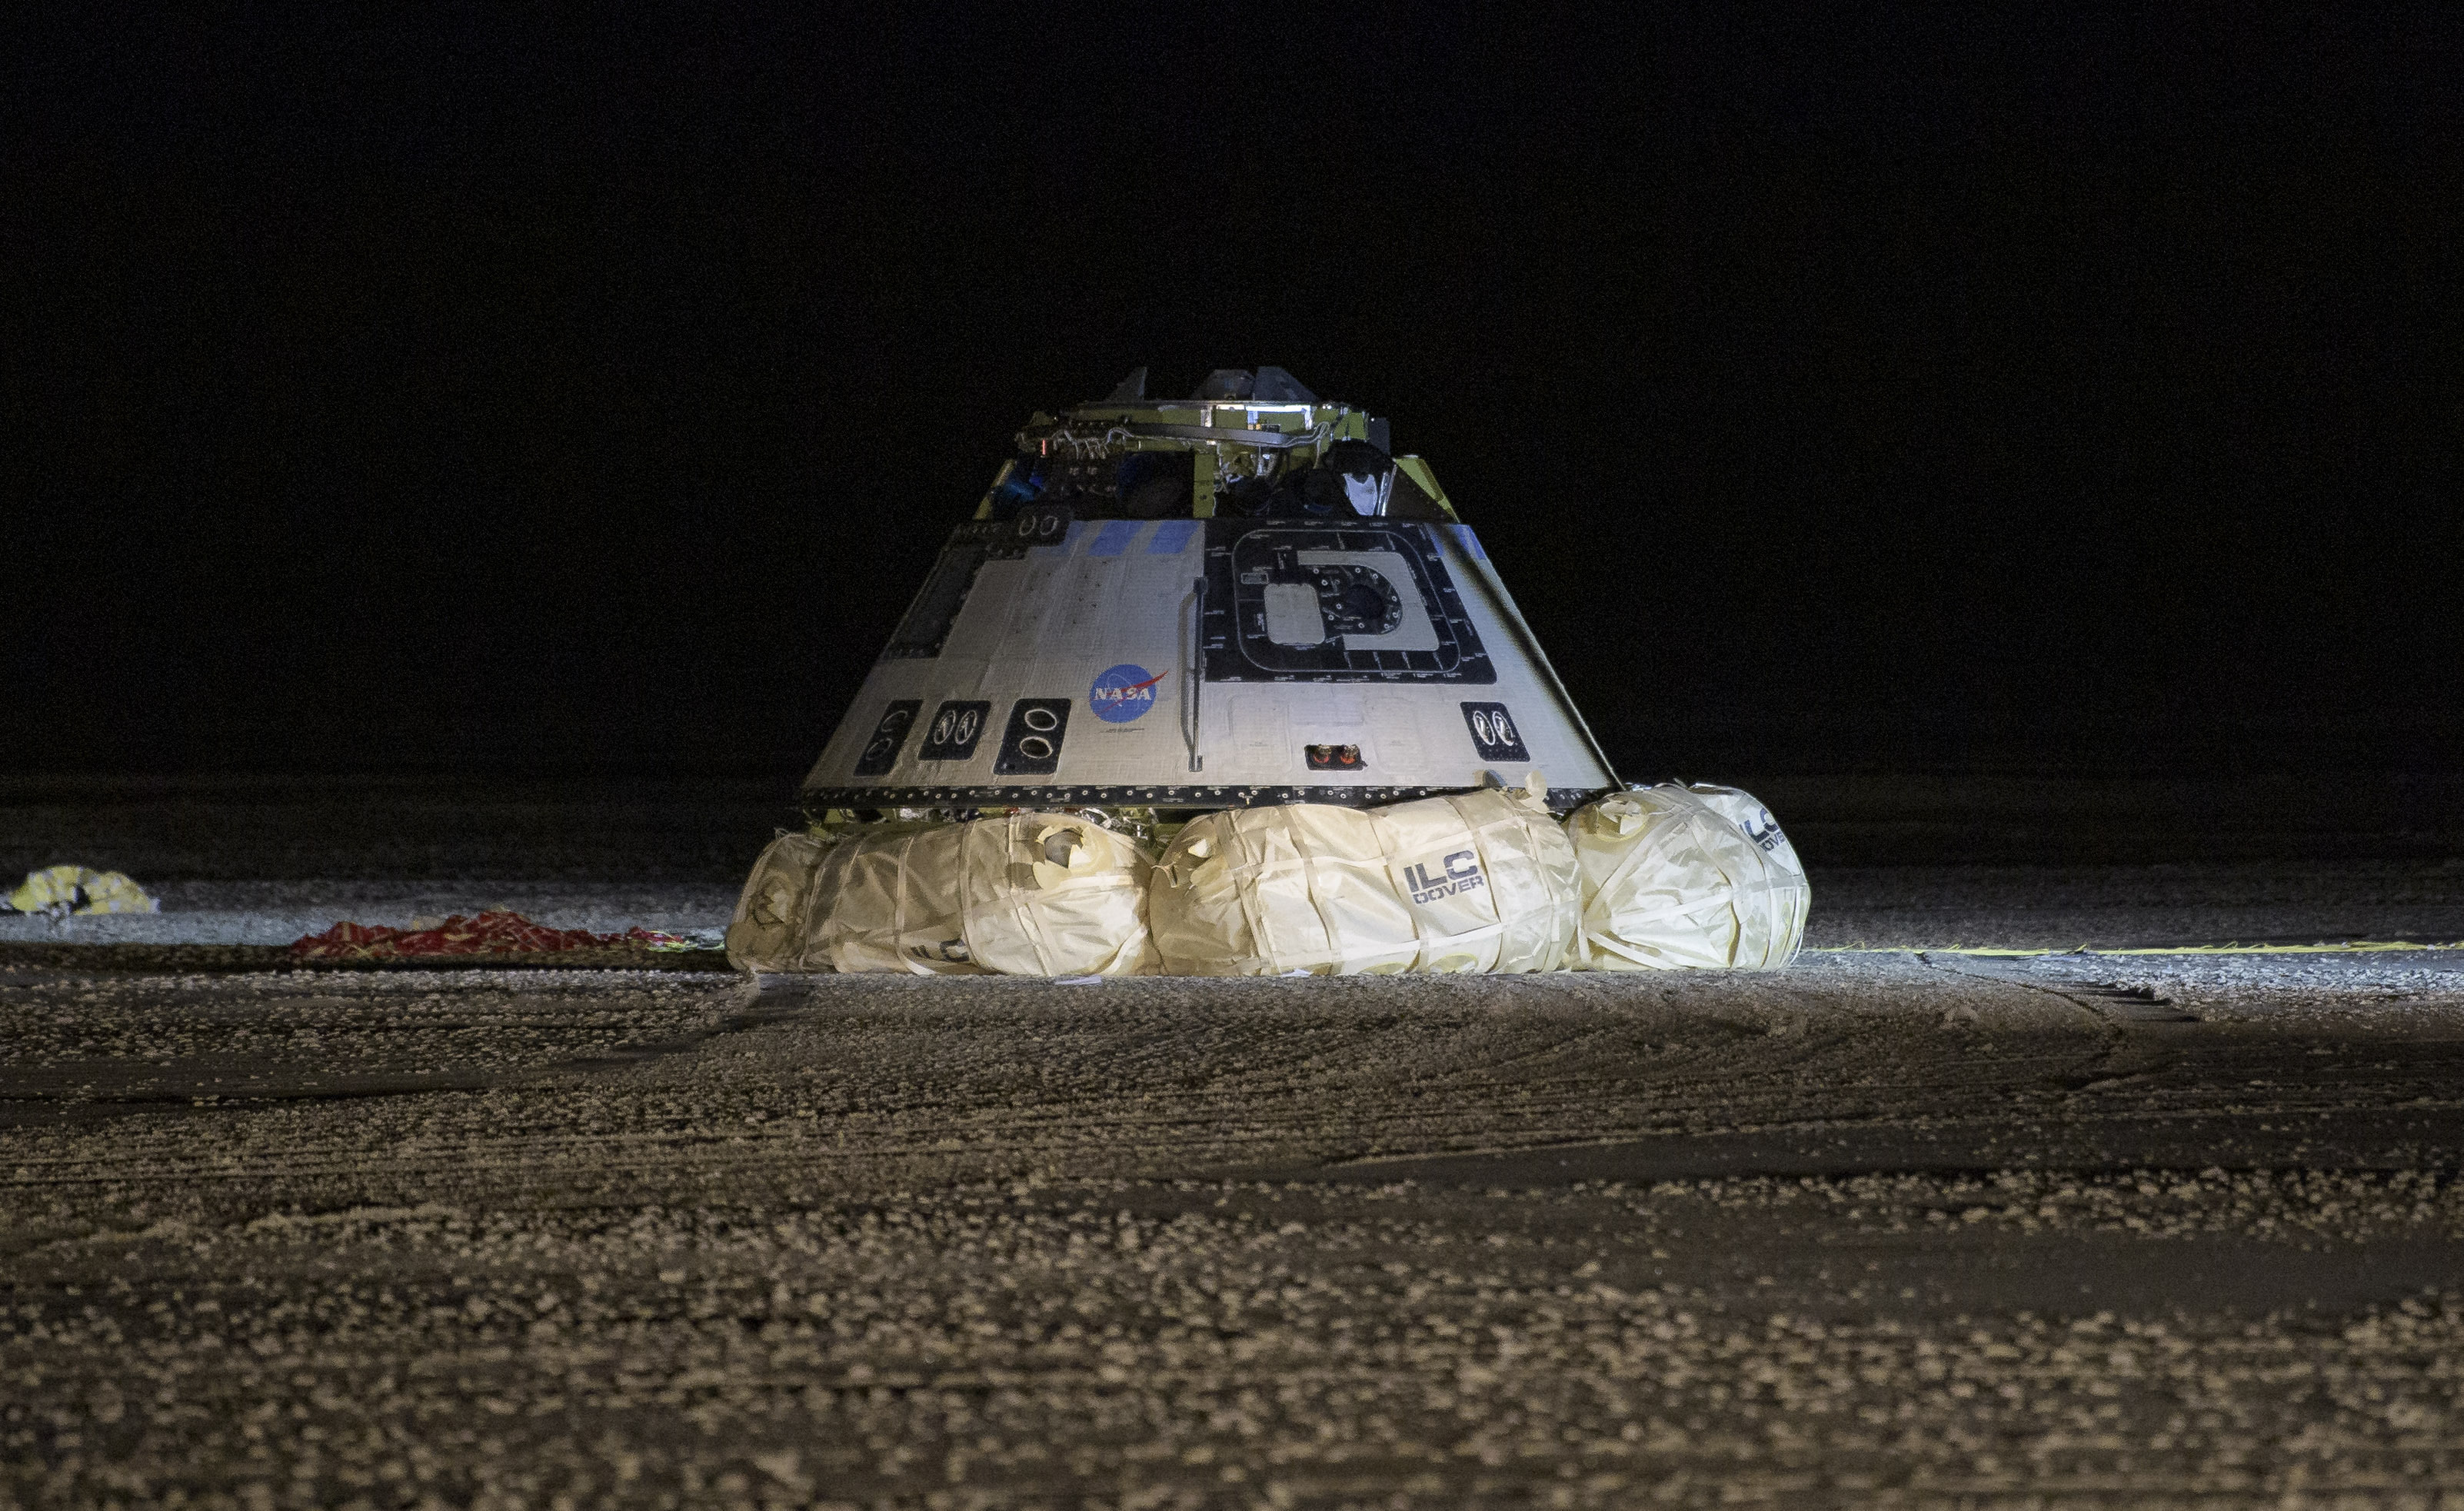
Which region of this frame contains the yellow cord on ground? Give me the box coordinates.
[1818,941,2462,958]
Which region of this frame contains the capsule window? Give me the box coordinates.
[994,698,1073,776]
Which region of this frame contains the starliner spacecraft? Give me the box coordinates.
[799,367,1617,825]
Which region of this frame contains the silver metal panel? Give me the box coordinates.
[801,518,1615,809]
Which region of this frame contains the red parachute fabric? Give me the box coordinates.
[291,910,682,960]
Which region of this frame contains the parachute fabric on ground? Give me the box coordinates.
[2,866,158,917]
[1148,778,1580,977]
[724,832,831,973]
[1564,785,1810,970]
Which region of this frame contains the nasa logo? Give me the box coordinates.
[1089,663,1167,723]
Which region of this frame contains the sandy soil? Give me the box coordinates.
[2,774,2460,1506]
[4,952,2463,1507]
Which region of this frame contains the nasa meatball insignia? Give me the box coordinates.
[1090,663,1166,724]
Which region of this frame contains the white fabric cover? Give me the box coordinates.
[951,814,1160,977]
[1564,784,1809,970]
[1149,804,1416,977]
[809,823,983,974]
[1149,784,1579,976]
[735,814,1160,977]
[1377,787,1581,973]
[725,831,831,973]
[1677,784,1810,966]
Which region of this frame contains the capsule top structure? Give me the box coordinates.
[800,367,1618,823]
[993,365,1455,525]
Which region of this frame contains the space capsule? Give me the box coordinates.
[798,366,1618,825]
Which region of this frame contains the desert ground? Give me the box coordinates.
[2,771,2459,1508]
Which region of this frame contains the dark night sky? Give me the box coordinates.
[9,8,2459,784]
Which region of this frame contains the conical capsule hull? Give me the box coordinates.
[801,514,1616,814]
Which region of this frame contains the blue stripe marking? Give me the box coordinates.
[1087,520,1145,557]
[1034,520,1087,555]
[1147,518,1202,554]
[1448,524,1487,561]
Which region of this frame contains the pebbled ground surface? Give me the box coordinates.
[2,772,2461,1508]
